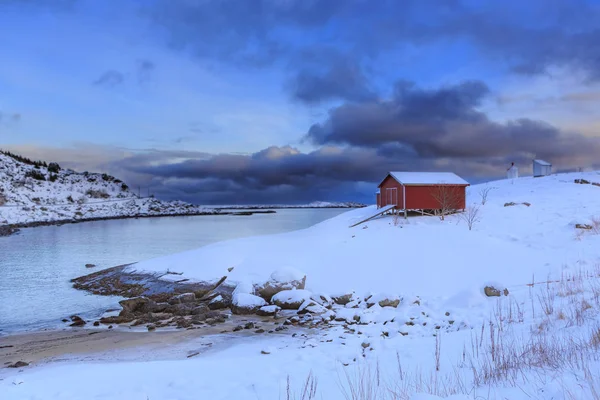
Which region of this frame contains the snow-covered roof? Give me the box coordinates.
[533,159,551,166]
[379,172,469,187]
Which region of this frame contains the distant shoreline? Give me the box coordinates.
[0,210,277,237]
[0,205,364,237]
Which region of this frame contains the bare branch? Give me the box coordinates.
[479,186,494,205]
[430,184,463,221]
[460,205,480,230]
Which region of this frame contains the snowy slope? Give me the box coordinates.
[128,171,600,300]
[3,171,600,400]
[0,152,216,226]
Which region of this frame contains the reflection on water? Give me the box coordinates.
[0,209,347,333]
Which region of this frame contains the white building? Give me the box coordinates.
[507,164,519,179]
[533,159,552,177]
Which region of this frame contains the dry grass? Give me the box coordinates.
[292,264,600,400]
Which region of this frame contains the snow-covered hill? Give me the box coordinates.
[3,171,600,399]
[0,151,216,228]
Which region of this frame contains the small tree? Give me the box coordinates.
[430,184,463,221]
[460,205,480,230]
[479,186,494,205]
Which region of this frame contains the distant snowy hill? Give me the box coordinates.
[0,151,216,227]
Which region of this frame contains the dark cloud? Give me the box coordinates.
[147,0,600,103]
[306,80,600,166]
[93,70,125,88]
[287,51,375,104]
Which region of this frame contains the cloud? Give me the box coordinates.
[287,51,375,104]
[306,80,600,166]
[93,70,125,88]
[147,0,600,104]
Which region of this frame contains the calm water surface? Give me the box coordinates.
[0,209,347,334]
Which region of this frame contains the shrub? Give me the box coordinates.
[121,183,129,191]
[25,170,46,181]
[47,162,61,173]
[49,174,58,182]
[67,195,74,203]
[101,173,114,182]
[85,189,110,199]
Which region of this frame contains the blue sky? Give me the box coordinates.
[1,0,600,204]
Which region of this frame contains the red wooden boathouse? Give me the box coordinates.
[376,172,469,215]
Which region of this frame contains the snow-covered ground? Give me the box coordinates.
[2,171,600,399]
[0,152,216,226]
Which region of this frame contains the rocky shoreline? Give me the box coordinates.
[0,209,276,237]
[68,264,327,332]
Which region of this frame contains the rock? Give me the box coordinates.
[244,322,255,329]
[93,321,100,327]
[361,342,370,349]
[484,285,509,297]
[255,267,307,301]
[172,303,195,316]
[331,293,354,306]
[191,304,210,315]
[261,349,271,355]
[100,312,135,324]
[576,224,593,230]
[272,289,313,310]
[233,325,244,332]
[503,202,516,207]
[147,324,156,331]
[69,315,86,327]
[85,264,96,268]
[255,329,265,333]
[119,297,156,314]
[575,179,590,184]
[297,300,327,315]
[62,319,69,322]
[208,295,230,310]
[7,361,29,368]
[231,293,267,315]
[366,293,401,308]
[256,305,281,317]
[172,293,197,304]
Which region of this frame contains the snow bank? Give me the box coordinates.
[128,171,600,301]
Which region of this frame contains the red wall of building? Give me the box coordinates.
[377,175,467,210]
[378,175,404,208]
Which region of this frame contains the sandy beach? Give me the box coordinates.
[0,316,297,368]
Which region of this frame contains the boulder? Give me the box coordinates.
[85,263,96,268]
[191,304,210,315]
[255,267,307,301]
[576,224,593,230]
[119,297,156,314]
[7,361,29,368]
[69,315,86,327]
[208,295,230,310]
[297,300,327,315]
[100,312,135,324]
[331,293,354,306]
[366,293,401,308]
[272,289,313,310]
[231,293,267,315]
[170,293,196,304]
[484,285,509,297]
[172,303,195,316]
[256,305,281,317]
